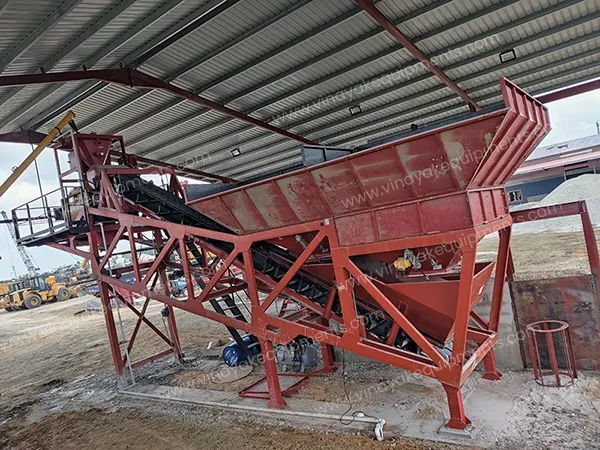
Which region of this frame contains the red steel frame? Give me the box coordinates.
[0,68,318,147]
[13,77,551,430]
[40,148,514,429]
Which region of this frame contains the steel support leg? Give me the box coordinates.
[99,281,125,384]
[260,339,286,408]
[165,305,184,364]
[581,209,600,284]
[482,226,511,381]
[482,350,502,381]
[319,319,337,373]
[442,384,471,430]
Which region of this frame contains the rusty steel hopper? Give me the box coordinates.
[187,78,550,342]
[188,78,549,243]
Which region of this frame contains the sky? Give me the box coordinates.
[0,86,599,280]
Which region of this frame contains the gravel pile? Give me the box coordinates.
[512,174,600,234]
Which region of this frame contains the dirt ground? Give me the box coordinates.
[478,230,600,279]
[0,296,454,450]
[1,293,599,449]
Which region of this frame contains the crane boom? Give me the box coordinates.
[1,211,38,273]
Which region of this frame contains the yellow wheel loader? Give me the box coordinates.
[0,276,76,312]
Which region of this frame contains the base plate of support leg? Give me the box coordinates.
[438,421,475,439]
[483,371,503,381]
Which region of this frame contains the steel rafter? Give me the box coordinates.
[139,0,583,162]
[355,0,481,111]
[19,0,238,132]
[135,0,520,152]
[0,0,140,129]
[536,78,600,103]
[358,0,475,111]
[0,0,10,18]
[75,0,391,142]
[91,0,447,152]
[0,68,318,146]
[0,0,183,119]
[0,0,83,74]
[77,0,315,134]
[303,32,600,142]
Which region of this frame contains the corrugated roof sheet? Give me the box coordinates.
[527,134,600,161]
[0,0,599,181]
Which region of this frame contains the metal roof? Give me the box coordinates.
[527,133,600,161]
[0,0,599,181]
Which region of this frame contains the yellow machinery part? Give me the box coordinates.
[0,111,75,198]
[393,258,413,272]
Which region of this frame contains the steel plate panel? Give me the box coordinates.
[420,195,472,233]
[245,183,298,228]
[275,172,333,221]
[348,147,414,206]
[375,203,422,240]
[336,212,377,246]
[191,197,242,233]
[394,134,457,196]
[311,162,368,214]
[437,115,503,187]
[220,190,268,232]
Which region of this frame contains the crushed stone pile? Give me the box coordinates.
[511,174,600,235]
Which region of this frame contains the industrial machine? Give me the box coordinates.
[1,210,39,273]
[11,78,549,429]
[0,275,75,311]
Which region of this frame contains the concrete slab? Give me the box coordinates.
[121,370,522,447]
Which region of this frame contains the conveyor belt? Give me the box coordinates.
[116,174,403,347]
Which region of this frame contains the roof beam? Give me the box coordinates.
[0,0,188,128]
[76,0,385,138]
[20,0,238,131]
[536,78,600,103]
[125,0,236,67]
[107,0,448,149]
[279,3,595,131]
[0,0,83,74]
[0,0,140,129]
[0,68,318,146]
[176,2,594,163]
[355,0,479,111]
[77,0,313,133]
[0,0,11,19]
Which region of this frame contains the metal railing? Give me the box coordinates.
[12,184,88,243]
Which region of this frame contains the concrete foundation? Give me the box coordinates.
[475,279,524,370]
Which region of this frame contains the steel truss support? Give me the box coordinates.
[60,198,509,426]
[30,132,514,428]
